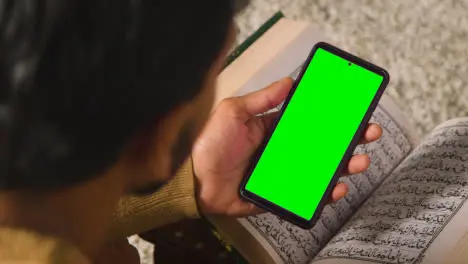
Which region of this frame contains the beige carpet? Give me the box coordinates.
[133,0,468,262]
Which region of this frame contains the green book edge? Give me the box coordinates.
[224,11,285,69]
[212,11,285,264]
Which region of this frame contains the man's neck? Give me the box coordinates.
[0,170,126,260]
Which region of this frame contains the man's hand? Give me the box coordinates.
[192,77,382,217]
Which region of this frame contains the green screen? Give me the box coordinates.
[245,47,383,220]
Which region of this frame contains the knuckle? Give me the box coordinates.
[219,98,239,113]
[220,97,236,107]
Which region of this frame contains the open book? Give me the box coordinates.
[210,16,468,264]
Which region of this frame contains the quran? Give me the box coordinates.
[209,14,468,264]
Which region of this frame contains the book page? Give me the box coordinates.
[217,19,317,106]
[313,118,468,264]
[238,94,416,264]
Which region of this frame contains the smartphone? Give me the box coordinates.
[239,42,389,229]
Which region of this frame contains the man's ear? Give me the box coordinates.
[118,103,195,191]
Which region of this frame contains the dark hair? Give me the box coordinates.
[0,0,233,189]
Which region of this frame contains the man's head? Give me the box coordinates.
[0,0,235,194]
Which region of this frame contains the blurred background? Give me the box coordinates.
[234,0,468,138]
[132,0,468,262]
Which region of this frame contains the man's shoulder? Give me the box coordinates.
[0,227,90,264]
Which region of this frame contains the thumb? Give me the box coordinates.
[236,77,293,119]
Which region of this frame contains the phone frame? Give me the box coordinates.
[239,42,390,229]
